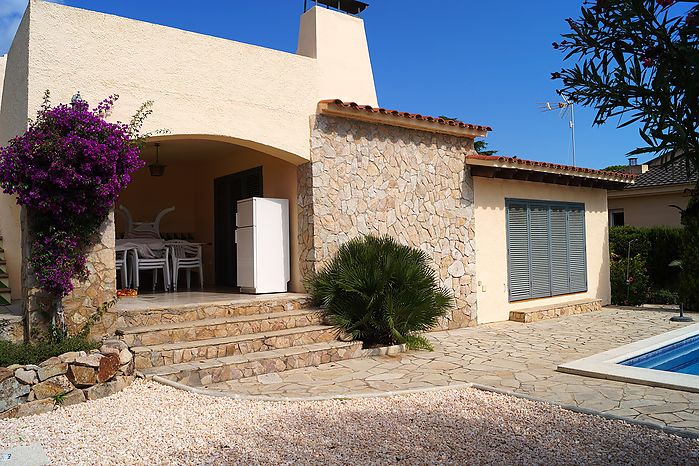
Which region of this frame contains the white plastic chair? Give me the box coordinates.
[115,248,130,288]
[119,205,175,239]
[166,240,203,291]
[118,205,175,291]
[129,247,171,291]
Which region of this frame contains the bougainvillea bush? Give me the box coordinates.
[0,92,149,299]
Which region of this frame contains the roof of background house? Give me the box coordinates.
[632,156,697,189]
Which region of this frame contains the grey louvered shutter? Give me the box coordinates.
[567,207,587,292]
[550,206,570,295]
[529,204,551,298]
[507,202,531,301]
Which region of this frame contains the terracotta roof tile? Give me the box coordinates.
[319,99,493,132]
[466,154,637,180]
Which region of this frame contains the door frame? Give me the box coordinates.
[213,166,263,287]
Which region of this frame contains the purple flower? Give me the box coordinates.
[0,93,146,297]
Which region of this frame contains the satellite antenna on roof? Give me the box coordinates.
[539,92,576,167]
[304,0,369,15]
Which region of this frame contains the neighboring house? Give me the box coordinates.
[607,155,696,227]
[0,0,634,335]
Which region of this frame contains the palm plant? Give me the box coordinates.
[305,235,453,350]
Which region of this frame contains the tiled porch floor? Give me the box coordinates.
[204,307,699,435]
[115,290,308,312]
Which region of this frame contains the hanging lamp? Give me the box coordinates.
[149,142,166,177]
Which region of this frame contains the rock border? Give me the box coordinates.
[0,340,135,419]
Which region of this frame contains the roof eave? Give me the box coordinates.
[466,157,636,189]
[317,101,489,139]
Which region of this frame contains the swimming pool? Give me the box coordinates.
[558,323,699,393]
[621,334,699,376]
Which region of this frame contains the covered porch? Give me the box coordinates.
[113,136,304,299]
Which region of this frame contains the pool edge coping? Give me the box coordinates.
[557,322,699,394]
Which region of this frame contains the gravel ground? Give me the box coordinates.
[1,380,697,465]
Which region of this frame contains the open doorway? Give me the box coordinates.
[213,166,263,287]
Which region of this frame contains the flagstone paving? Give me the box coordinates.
[204,307,699,434]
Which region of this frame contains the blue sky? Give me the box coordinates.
[0,0,644,169]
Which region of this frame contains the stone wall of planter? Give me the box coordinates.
[298,114,478,329]
[22,212,118,340]
[0,340,134,418]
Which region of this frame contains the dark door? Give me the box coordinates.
[214,167,263,287]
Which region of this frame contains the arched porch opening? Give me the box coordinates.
[115,135,304,294]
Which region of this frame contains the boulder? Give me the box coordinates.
[119,348,133,365]
[37,363,68,382]
[32,375,74,400]
[39,357,62,367]
[97,353,120,383]
[14,368,38,385]
[74,353,103,368]
[57,388,86,407]
[84,376,134,401]
[0,367,14,383]
[0,398,55,419]
[0,377,30,412]
[118,361,134,376]
[101,340,128,353]
[68,365,97,387]
[59,352,81,364]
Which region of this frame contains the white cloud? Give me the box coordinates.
[0,0,63,55]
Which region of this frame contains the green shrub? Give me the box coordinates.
[0,335,99,367]
[680,195,699,311]
[610,253,649,305]
[647,289,680,305]
[305,235,453,350]
[609,226,683,292]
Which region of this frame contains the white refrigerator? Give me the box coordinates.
[235,197,290,294]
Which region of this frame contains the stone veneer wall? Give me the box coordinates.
[23,212,117,339]
[298,115,478,329]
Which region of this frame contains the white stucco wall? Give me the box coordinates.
[0,0,379,296]
[0,10,30,299]
[474,178,611,324]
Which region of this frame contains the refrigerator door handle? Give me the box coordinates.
[234,229,238,244]
[235,212,239,228]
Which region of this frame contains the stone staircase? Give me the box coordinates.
[0,236,12,306]
[118,295,364,387]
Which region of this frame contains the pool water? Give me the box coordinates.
[621,334,699,376]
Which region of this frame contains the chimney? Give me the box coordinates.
[627,157,649,174]
[297,3,378,106]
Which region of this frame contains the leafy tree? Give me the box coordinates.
[554,0,698,309]
[474,140,498,156]
[603,164,630,172]
[553,0,698,168]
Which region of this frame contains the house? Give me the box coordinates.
[607,155,696,227]
[0,0,634,339]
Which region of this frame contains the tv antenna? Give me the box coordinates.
[539,92,576,167]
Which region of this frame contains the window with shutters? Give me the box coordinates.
[506,199,587,302]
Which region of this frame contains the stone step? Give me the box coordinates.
[117,308,323,346]
[132,325,340,370]
[508,298,602,323]
[115,295,313,328]
[140,340,364,386]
